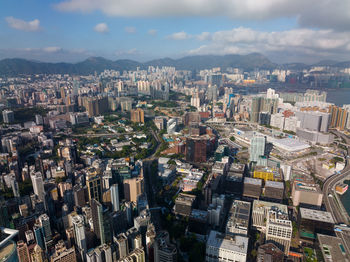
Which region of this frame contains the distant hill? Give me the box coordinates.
[1,54,350,76]
[0,53,276,76]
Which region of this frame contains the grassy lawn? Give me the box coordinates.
[304,247,317,262]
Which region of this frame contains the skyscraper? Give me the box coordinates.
[2,110,15,124]
[130,108,145,123]
[329,105,348,130]
[39,213,53,251]
[31,172,45,201]
[31,244,44,262]
[91,199,112,245]
[251,97,278,123]
[123,177,144,203]
[17,240,30,262]
[72,215,87,258]
[0,199,10,227]
[86,168,102,203]
[249,136,267,166]
[110,184,120,212]
[51,240,77,262]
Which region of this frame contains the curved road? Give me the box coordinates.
[323,130,350,224]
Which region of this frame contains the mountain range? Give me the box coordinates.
[0,53,350,76]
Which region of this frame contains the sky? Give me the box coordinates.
[1,0,350,63]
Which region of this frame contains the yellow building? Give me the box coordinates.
[253,167,282,181]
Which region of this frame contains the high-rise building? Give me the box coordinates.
[130,108,145,123]
[2,110,15,124]
[39,214,53,250]
[31,172,45,201]
[51,240,77,262]
[73,185,86,207]
[35,114,44,125]
[185,137,207,163]
[249,136,267,166]
[154,231,177,262]
[17,240,30,262]
[110,184,120,212]
[91,199,112,245]
[72,215,87,258]
[154,116,166,130]
[251,97,278,123]
[329,105,348,130]
[0,200,10,228]
[191,92,201,109]
[86,168,102,203]
[183,112,201,126]
[115,233,129,259]
[85,96,108,117]
[33,224,45,250]
[123,177,144,203]
[31,244,44,262]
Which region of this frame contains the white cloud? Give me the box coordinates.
[167,31,191,40]
[115,48,140,56]
[54,0,350,30]
[43,46,62,53]
[125,26,136,34]
[5,17,41,32]
[94,23,109,33]
[196,32,211,41]
[187,27,350,62]
[148,29,157,36]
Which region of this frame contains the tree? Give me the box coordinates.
[230,136,235,142]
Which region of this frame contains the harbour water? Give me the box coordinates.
[326,88,350,106]
[340,181,350,216]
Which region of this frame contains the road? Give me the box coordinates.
[323,130,350,224]
[142,129,163,230]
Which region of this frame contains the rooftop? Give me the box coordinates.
[244,177,262,186]
[265,180,284,189]
[300,208,335,224]
[252,200,288,215]
[271,138,310,152]
[294,181,322,193]
[207,230,248,254]
[318,234,349,262]
[226,201,251,234]
[190,209,208,221]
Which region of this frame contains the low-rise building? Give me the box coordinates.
[253,166,283,182]
[317,234,350,262]
[174,193,196,217]
[292,181,323,208]
[252,200,291,255]
[298,208,335,240]
[226,200,251,236]
[243,177,262,199]
[263,181,284,202]
[206,230,248,262]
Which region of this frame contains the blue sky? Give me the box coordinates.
[1,0,350,63]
